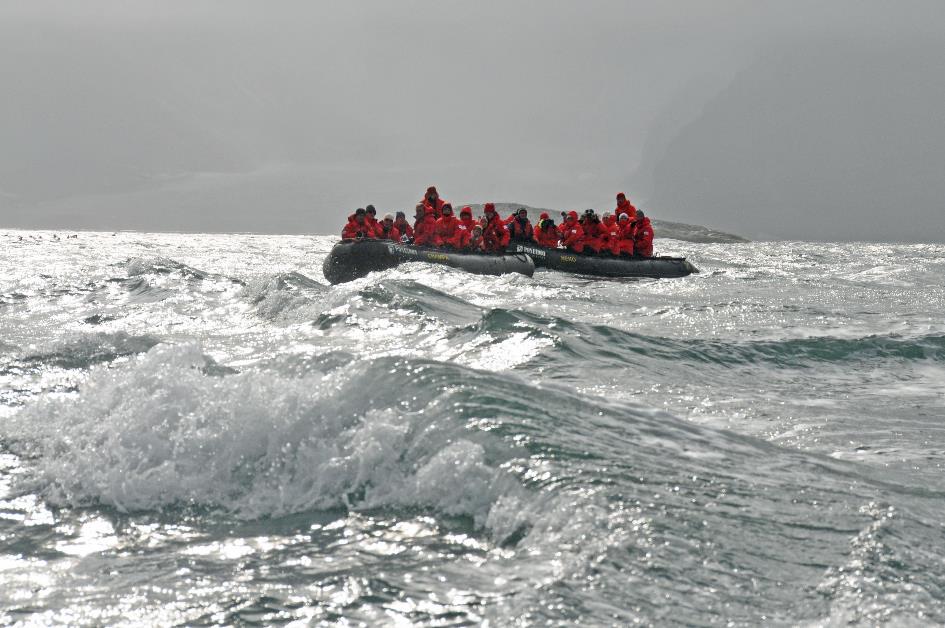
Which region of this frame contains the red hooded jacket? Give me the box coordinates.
[413,212,438,247]
[560,212,586,252]
[533,221,560,248]
[481,205,510,252]
[375,222,401,242]
[579,217,604,253]
[422,186,447,219]
[600,215,633,256]
[633,217,654,257]
[616,197,637,221]
[435,213,461,247]
[341,214,377,240]
[449,209,477,249]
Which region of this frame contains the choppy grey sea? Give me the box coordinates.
[1,230,943,626]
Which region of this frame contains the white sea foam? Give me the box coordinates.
[3,343,541,532]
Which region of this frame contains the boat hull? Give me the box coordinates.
[508,243,698,278]
[323,239,536,284]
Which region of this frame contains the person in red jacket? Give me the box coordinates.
[365,205,380,232]
[579,209,603,254]
[434,204,461,248]
[599,213,626,256]
[506,207,533,243]
[448,206,477,249]
[466,224,486,252]
[394,211,413,242]
[375,213,401,241]
[533,217,560,248]
[632,210,654,257]
[422,186,447,219]
[615,192,637,221]
[614,213,635,256]
[341,208,377,240]
[413,203,438,247]
[560,211,586,252]
[481,203,510,252]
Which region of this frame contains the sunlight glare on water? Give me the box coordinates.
[1,230,944,625]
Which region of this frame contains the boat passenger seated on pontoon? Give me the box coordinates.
[394,211,413,242]
[365,205,379,232]
[560,211,586,253]
[481,203,510,252]
[434,204,460,248]
[376,213,401,241]
[507,208,533,243]
[466,224,486,252]
[533,215,560,248]
[600,213,632,256]
[632,210,654,257]
[448,206,477,249]
[413,203,438,247]
[613,213,636,256]
[341,208,377,240]
[579,209,604,254]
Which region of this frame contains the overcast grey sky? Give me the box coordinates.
[2,1,943,240]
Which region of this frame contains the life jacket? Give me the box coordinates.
[507,217,534,243]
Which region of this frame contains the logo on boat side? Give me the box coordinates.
[514,245,547,258]
[388,244,419,256]
[426,253,449,261]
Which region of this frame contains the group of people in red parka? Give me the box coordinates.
[340,187,655,257]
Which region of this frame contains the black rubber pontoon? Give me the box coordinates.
[508,243,698,279]
[323,239,535,284]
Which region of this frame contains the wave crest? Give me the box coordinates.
[2,344,526,530]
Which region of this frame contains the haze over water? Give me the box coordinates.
[2,1,944,241]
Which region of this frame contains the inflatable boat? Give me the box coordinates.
[508,243,698,279]
[323,239,536,284]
